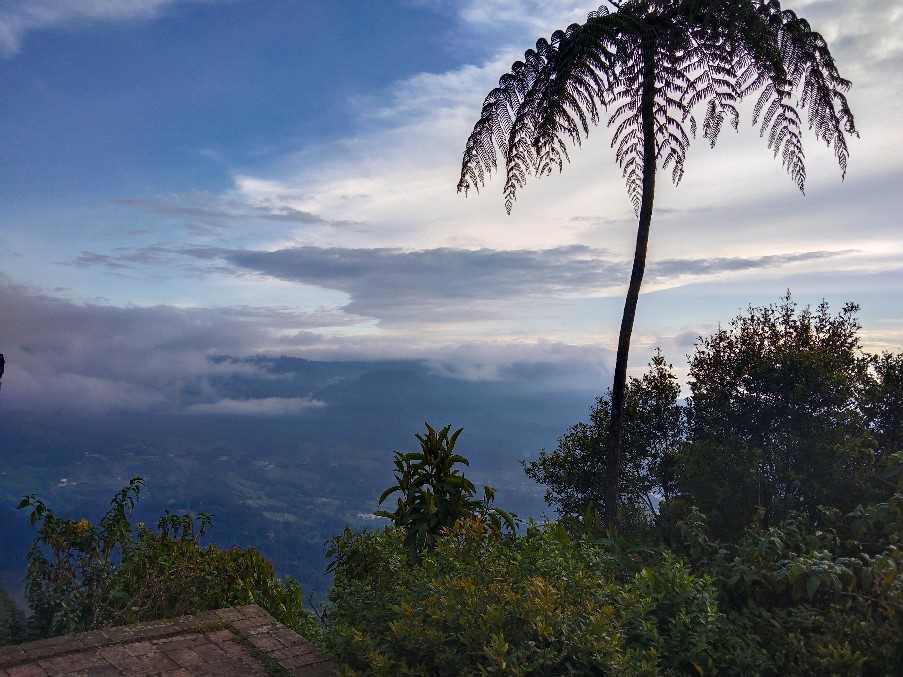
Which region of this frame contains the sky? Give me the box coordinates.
[1,0,902,416]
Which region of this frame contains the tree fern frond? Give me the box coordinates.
[458,0,856,207]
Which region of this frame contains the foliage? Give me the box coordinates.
[527,296,902,542]
[327,479,903,676]
[375,423,516,560]
[864,351,903,463]
[682,295,886,536]
[525,350,684,524]
[325,294,903,674]
[0,588,25,646]
[671,484,903,676]
[17,478,320,642]
[327,519,723,676]
[458,0,856,210]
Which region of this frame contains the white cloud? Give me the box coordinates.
[0,0,203,56]
[160,0,903,366]
[0,276,620,414]
[456,0,596,33]
[185,397,325,416]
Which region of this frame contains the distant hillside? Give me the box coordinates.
[0,356,599,600]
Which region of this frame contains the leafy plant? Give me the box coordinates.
[375,423,516,559]
[326,308,903,675]
[670,500,903,675]
[327,495,903,675]
[18,477,146,636]
[18,479,320,642]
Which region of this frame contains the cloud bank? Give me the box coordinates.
[67,242,858,324]
[0,277,306,414]
[0,278,615,415]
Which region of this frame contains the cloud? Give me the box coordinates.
[179,244,858,323]
[68,246,173,271]
[112,194,362,235]
[445,0,903,90]
[425,340,611,390]
[185,397,325,416]
[4,0,900,410]
[792,0,903,87]
[0,0,208,57]
[648,250,859,281]
[228,0,903,267]
[64,241,863,325]
[0,277,346,415]
[423,0,596,34]
[0,276,618,415]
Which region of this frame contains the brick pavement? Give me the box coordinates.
[0,605,336,677]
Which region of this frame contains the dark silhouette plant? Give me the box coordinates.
[376,423,516,559]
[458,0,857,529]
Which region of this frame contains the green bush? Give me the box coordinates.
[325,447,903,674]
[326,518,724,676]
[525,350,684,526]
[18,478,320,642]
[670,488,903,676]
[327,500,903,676]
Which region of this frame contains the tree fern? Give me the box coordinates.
[458,0,857,528]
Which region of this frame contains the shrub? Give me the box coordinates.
[18,478,320,642]
[326,519,723,676]
[684,297,883,535]
[325,446,903,675]
[672,492,903,676]
[327,499,903,676]
[525,351,684,526]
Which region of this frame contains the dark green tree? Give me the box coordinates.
[458,0,856,528]
[682,295,876,535]
[864,351,903,465]
[0,588,25,645]
[526,350,684,523]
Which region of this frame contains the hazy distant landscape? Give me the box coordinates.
[1,356,596,600]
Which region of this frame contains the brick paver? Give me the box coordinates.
[0,605,336,676]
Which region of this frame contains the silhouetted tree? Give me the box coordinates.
[458,0,857,528]
[526,350,683,523]
[681,296,877,535]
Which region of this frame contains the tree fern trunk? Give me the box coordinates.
[605,37,657,531]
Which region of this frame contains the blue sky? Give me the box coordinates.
[1,0,902,415]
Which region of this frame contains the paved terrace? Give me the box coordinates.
[0,605,336,676]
